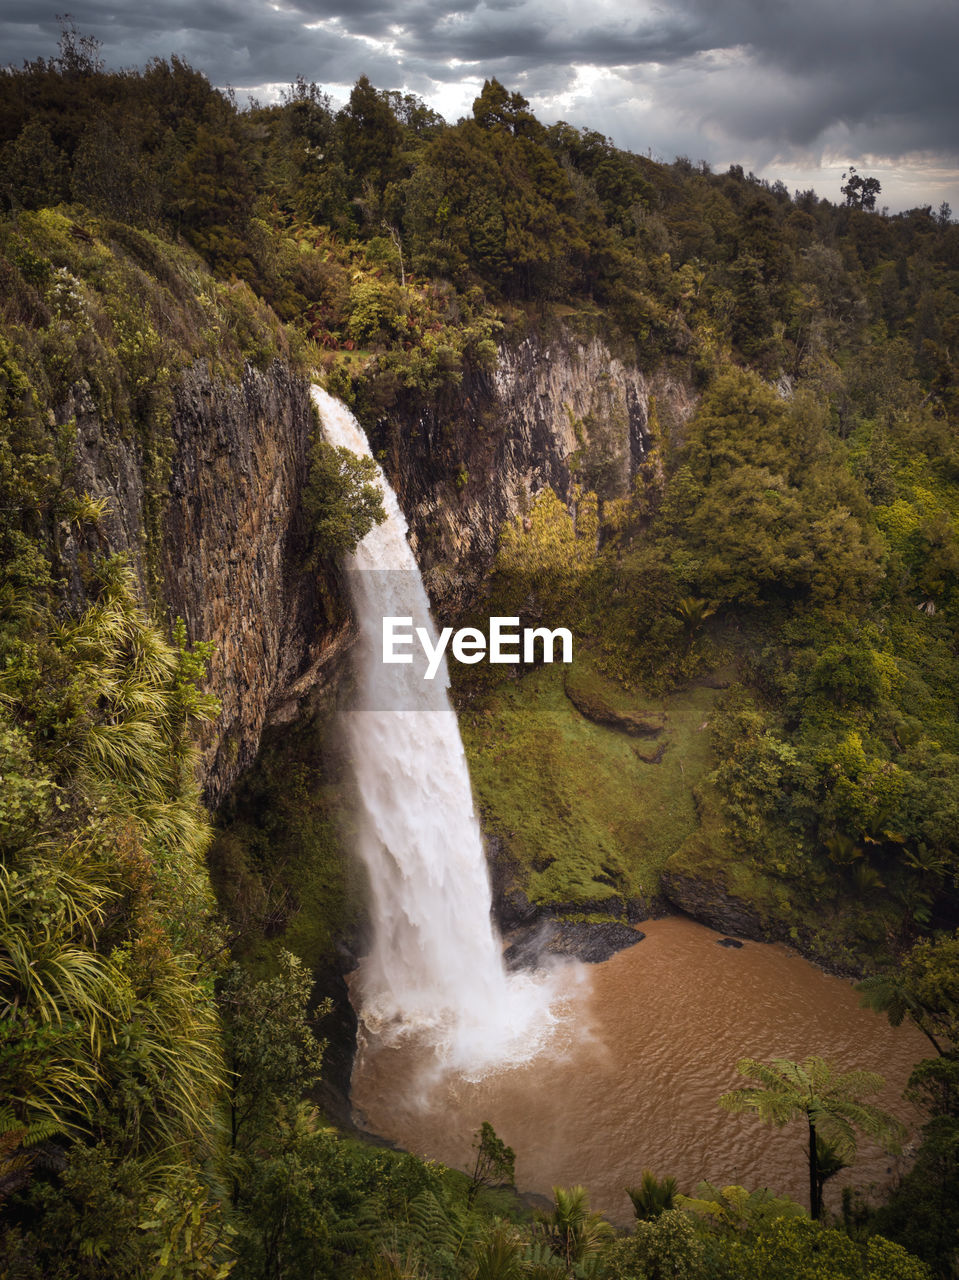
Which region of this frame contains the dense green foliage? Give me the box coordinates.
[2,22,959,1279]
[0,558,229,1276]
[303,439,387,558]
[466,1121,516,1208]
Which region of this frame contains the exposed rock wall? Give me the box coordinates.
[162,361,353,805]
[371,330,695,607]
[68,327,694,805]
[69,358,351,807]
[63,378,154,604]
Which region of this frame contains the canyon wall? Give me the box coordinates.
[67,328,693,805]
[66,358,351,807]
[371,329,695,609]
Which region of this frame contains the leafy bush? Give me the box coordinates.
[302,437,386,558]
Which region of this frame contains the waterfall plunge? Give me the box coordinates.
[313,387,568,1075]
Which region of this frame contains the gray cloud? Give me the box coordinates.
[1,0,956,210]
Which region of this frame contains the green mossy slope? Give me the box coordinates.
[462,650,722,911]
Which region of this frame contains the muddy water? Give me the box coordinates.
[350,916,929,1223]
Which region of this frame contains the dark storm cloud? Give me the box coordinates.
[0,0,956,204]
[666,0,959,155]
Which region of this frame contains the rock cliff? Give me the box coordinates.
[68,357,351,807]
[161,361,351,805]
[69,328,691,806]
[371,330,695,609]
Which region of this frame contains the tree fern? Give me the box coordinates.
[407,1187,479,1276]
[857,971,946,1056]
[720,1055,906,1218]
[0,1111,63,1205]
[676,1180,805,1228]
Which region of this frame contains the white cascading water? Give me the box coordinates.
[312,386,569,1074]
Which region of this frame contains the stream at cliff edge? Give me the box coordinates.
[350,915,929,1224]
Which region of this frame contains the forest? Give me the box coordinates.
[1,21,959,1280]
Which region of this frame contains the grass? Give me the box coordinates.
[460,648,724,911]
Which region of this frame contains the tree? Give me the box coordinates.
[842,166,882,211]
[219,951,327,1177]
[302,438,386,559]
[856,972,948,1057]
[664,369,880,610]
[811,1133,849,1216]
[539,1185,612,1272]
[493,485,598,620]
[604,1210,704,1280]
[471,79,539,137]
[172,121,257,275]
[54,18,104,76]
[339,74,403,203]
[720,1056,906,1219]
[0,119,69,208]
[870,1058,959,1275]
[858,932,959,1056]
[466,1120,515,1207]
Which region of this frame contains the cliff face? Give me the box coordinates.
[67,327,692,806]
[161,362,351,805]
[68,358,351,807]
[372,330,695,608]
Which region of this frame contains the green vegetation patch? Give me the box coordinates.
[210,712,363,974]
[563,660,667,736]
[461,649,722,910]
[663,795,796,930]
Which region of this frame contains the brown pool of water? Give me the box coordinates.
[350,916,929,1224]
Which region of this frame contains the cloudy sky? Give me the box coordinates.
[2,0,957,213]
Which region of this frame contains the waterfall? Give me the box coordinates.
[312,386,564,1074]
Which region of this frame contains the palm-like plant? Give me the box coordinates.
[0,844,124,1133]
[856,971,946,1057]
[470,1221,526,1280]
[672,596,717,648]
[673,596,717,630]
[1,562,224,1167]
[541,1186,612,1272]
[626,1170,678,1220]
[720,1056,906,1219]
[812,1133,848,1212]
[822,832,862,867]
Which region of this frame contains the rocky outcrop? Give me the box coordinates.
[563,672,666,736]
[63,378,155,605]
[661,870,865,977]
[487,831,669,942]
[372,330,695,606]
[68,358,351,806]
[162,361,350,805]
[659,869,773,942]
[504,919,645,968]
